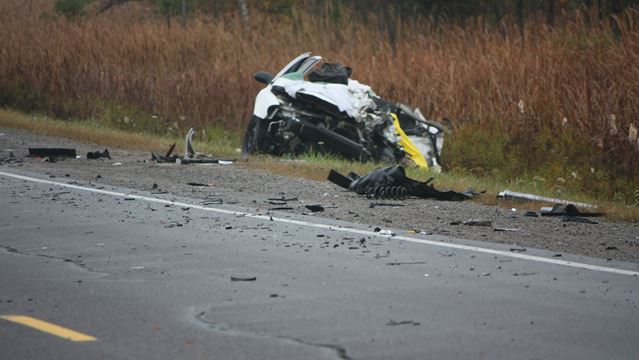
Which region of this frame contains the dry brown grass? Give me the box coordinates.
[1,0,638,203]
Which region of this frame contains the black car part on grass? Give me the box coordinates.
[328,165,474,201]
[87,149,111,160]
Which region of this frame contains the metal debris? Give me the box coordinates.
[230,276,256,282]
[386,261,427,266]
[151,128,233,165]
[186,182,211,187]
[268,197,298,202]
[369,202,405,208]
[497,189,596,209]
[493,227,521,232]
[463,219,492,227]
[328,165,474,201]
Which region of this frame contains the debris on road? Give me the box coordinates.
[0,150,20,164]
[268,207,294,211]
[328,165,474,201]
[463,219,492,227]
[369,202,405,208]
[151,128,233,165]
[497,189,596,209]
[151,142,177,162]
[28,147,77,158]
[230,276,257,282]
[186,182,212,187]
[513,272,538,277]
[305,204,325,212]
[561,216,598,224]
[493,227,521,232]
[268,196,298,202]
[203,198,223,205]
[86,149,111,160]
[386,320,421,326]
[540,204,603,217]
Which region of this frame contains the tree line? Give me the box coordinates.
[55,0,639,26]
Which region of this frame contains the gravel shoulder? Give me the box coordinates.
[1,126,638,263]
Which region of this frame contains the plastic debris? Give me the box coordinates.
[28,148,77,158]
[86,149,111,160]
[561,216,598,224]
[305,204,325,212]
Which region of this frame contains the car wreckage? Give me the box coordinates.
[242,53,445,171]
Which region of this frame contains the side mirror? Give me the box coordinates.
[254,71,274,84]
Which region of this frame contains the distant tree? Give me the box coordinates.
[156,0,191,28]
[97,0,131,13]
[54,0,92,20]
[238,0,249,25]
[547,0,555,27]
[517,0,525,46]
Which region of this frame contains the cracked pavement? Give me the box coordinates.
[1,128,639,359]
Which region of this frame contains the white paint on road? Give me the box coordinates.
[1,170,638,277]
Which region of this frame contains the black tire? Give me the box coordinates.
[242,116,262,157]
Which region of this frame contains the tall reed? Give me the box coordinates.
[1,1,637,199]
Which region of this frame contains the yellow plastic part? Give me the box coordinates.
[391,113,429,170]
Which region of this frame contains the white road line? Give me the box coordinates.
[1,170,638,277]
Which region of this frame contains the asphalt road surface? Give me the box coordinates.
[1,168,638,360]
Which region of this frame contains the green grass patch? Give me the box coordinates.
[445,122,639,207]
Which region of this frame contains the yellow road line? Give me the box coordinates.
[1,315,97,342]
